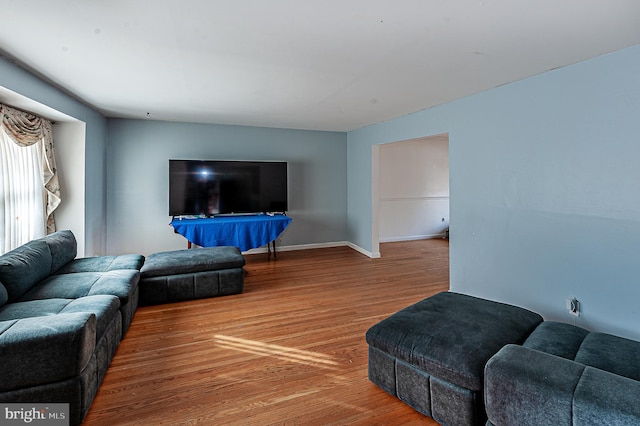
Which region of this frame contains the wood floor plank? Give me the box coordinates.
[84,239,448,425]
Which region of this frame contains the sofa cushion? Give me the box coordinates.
[523,321,590,360]
[18,270,139,304]
[525,322,640,382]
[141,246,245,278]
[574,332,640,381]
[56,254,145,274]
[0,312,96,392]
[59,295,122,342]
[0,295,120,343]
[42,229,77,273]
[0,298,72,321]
[0,239,52,302]
[573,366,640,424]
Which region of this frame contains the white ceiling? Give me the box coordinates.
[2,0,640,132]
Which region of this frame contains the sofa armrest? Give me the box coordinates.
[485,344,640,425]
[0,312,96,392]
[485,344,584,426]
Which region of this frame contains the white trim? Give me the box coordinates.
[379,233,446,243]
[347,242,380,258]
[371,144,380,259]
[241,240,381,259]
[241,241,349,255]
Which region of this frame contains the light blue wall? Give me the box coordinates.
[0,56,108,255]
[106,119,347,255]
[5,43,640,339]
[348,44,640,340]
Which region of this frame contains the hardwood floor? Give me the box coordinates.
[84,239,449,425]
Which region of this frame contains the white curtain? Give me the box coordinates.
[0,104,61,254]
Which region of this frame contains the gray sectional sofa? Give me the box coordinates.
[0,230,247,425]
[0,230,143,425]
[367,291,640,426]
[485,322,640,425]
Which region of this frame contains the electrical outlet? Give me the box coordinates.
[566,298,580,317]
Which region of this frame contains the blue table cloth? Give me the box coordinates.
[170,215,292,251]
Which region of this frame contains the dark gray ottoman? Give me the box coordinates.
[365,291,543,426]
[139,246,245,305]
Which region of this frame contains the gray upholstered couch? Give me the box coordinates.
[485,321,640,425]
[0,230,144,425]
[366,291,640,426]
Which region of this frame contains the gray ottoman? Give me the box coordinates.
[365,291,543,426]
[139,246,245,305]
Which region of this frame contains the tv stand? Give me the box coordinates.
[170,214,292,256]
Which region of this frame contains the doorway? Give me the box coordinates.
[372,133,450,256]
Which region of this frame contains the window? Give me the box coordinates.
[0,104,60,255]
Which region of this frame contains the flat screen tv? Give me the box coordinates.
[169,159,288,216]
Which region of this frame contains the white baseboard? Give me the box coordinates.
[347,242,380,259]
[242,240,381,259]
[379,233,446,243]
[235,237,443,258]
[242,241,349,256]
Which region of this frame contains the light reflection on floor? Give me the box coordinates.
[213,334,338,368]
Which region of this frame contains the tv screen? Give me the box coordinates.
[169,160,288,216]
